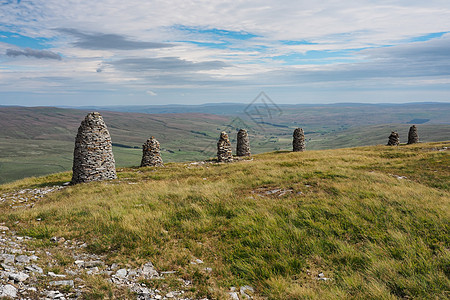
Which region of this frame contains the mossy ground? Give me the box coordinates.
[1,142,449,299]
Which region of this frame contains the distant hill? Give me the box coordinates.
[0,103,449,184]
[78,102,450,124]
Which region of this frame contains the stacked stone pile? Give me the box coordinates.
[407,125,419,144]
[387,131,400,146]
[293,128,305,152]
[217,131,233,162]
[140,137,164,167]
[236,129,251,157]
[71,112,117,184]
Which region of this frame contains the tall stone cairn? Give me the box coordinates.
[140,137,164,167]
[236,129,251,157]
[293,128,306,152]
[71,112,117,184]
[217,131,233,162]
[387,131,400,146]
[407,125,419,144]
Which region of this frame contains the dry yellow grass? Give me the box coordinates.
[0,142,449,299]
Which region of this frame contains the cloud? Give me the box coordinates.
[6,48,61,60]
[58,28,173,50]
[110,57,229,72]
[1,1,450,105]
[146,90,157,96]
[361,34,450,63]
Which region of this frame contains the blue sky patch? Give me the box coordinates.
[0,30,52,49]
[280,40,318,45]
[409,31,448,42]
[272,49,360,65]
[177,40,231,49]
[173,25,258,40]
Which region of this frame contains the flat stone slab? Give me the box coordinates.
[50,280,74,287]
[8,271,29,282]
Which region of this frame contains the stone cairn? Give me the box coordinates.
[236,129,251,157]
[293,128,305,152]
[140,137,164,167]
[71,112,117,184]
[387,131,400,146]
[407,125,419,144]
[217,131,233,162]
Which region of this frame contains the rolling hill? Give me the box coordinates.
[0,142,448,299]
[1,103,449,184]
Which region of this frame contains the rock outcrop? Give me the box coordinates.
[407,125,419,144]
[236,129,251,157]
[217,131,233,162]
[71,112,117,184]
[293,128,305,152]
[387,131,400,146]
[140,137,164,167]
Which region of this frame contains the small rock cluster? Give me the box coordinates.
[71,112,117,184]
[111,262,193,300]
[217,132,233,162]
[387,131,400,146]
[236,129,251,157]
[293,128,305,152]
[0,186,64,209]
[407,125,419,144]
[0,227,80,299]
[0,226,203,299]
[140,137,164,167]
[251,187,295,198]
[229,285,254,300]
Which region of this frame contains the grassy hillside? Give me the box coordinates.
[1,105,449,184]
[0,142,448,299]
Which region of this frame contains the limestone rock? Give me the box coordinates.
[387,131,400,146]
[236,129,251,157]
[217,132,233,162]
[115,268,127,278]
[293,128,305,152]
[141,261,158,278]
[0,284,17,298]
[50,280,74,287]
[8,271,29,282]
[15,255,30,264]
[71,112,117,184]
[140,137,164,167]
[407,125,419,144]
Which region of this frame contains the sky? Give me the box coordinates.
[1,0,450,106]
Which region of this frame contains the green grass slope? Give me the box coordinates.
[1,142,449,299]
